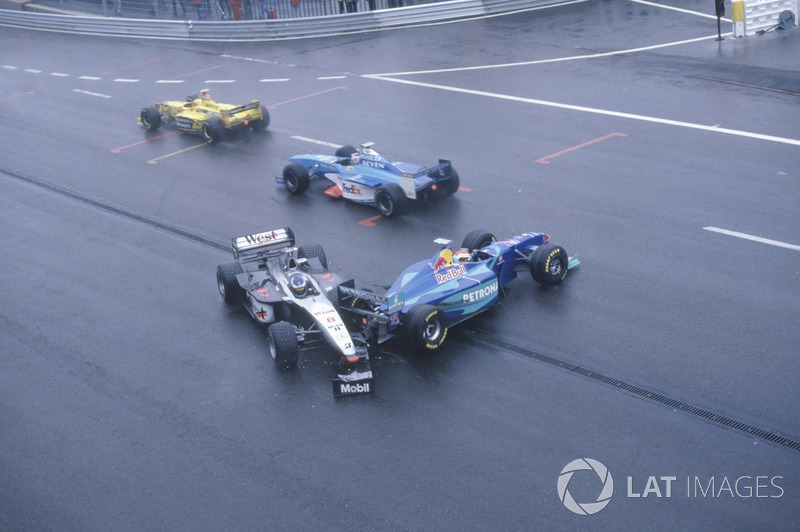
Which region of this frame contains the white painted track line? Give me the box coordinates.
[363,75,800,147]
[704,227,800,251]
[291,135,342,148]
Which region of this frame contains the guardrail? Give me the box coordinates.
[0,0,568,40]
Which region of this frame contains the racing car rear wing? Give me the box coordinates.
[414,159,452,178]
[232,227,295,261]
[224,101,261,117]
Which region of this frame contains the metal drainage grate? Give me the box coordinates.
[4,166,800,453]
[463,329,800,453]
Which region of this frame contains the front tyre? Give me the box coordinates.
[374,183,407,218]
[298,244,328,270]
[403,304,448,352]
[216,262,243,304]
[461,230,496,251]
[530,243,569,286]
[283,163,310,195]
[201,117,225,144]
[140,107,161,130]
[335,144,358,158]
[268,321,299,368]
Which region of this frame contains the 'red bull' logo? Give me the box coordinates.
[435,264,467,284]
[431,248,454,273]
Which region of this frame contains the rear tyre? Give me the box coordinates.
[140,107,161,130]
[250,106,270,131]
[282,163,310,194]
[216,262,243,304]
[374,183,407,218]
[530,243,569,286]
[403,305,448,352]
[461,230,496,251]
[298,244,328,270]
[335,144,358,158]
[440,168,460,196]
[201,117,225,143]
[268,321,299,368]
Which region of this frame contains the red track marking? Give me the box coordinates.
[358,215,383,227]
[458,186,472,192]
[268,86,347,109]
[102,56,171,75]
[535,132,627,164]
[0,91,35,101]
[110,131,179,153]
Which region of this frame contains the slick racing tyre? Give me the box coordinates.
[283,163,310,195]
[461,230,496,251]
[202,117,225,143]
[216,262,243,304]
[440,168,460,196]
[404,304,448,352]
[335,144,358,159]
[374,183,407,218]
[298,244,328,270]
[140,107,161,131]
[250,106,270,131]
[268,321,299,368]
[530,243,569,286]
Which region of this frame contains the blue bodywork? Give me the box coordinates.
[338,231,580,346]
[275,143,457,204]
[387,233,564,324]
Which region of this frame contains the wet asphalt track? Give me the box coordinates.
[1,0,800,529]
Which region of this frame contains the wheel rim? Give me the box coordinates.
[286,175,297,192]
[217,275,225,298]
[141,112,150,127]
[268,336,277,360]
[377,194,393,216]
[549,257,564,276]
[202,125,213,142]
[424,319,442,342]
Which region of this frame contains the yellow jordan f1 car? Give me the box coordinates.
[138,90,270,144]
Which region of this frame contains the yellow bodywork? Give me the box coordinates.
[138,95,268,143]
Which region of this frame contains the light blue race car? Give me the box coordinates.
[275,142,460,218]
[337,230,580,352]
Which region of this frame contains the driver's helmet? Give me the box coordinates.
[198,89,211,100]
[350,153,360,166]
[453,249,472,263]
[288,273,309,298]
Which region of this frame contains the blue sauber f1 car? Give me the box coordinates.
[338,230,580,352]
[275,142,459,218]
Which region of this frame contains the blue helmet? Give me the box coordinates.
[289,273,309,297]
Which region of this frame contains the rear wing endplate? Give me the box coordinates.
[232,227,295,261]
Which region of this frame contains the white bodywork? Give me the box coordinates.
[268,261,356,359]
